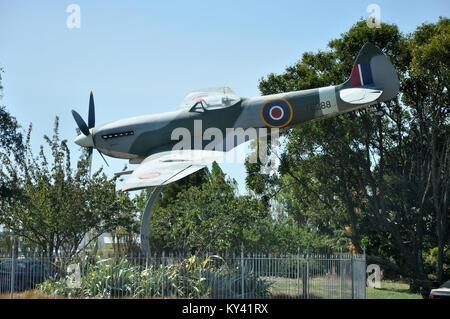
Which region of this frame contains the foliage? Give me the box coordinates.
[141,162,268,254]
[0,67,24,208]
[423,247,450,281]
[0,118,136,256]
[245,18,449,292]
[138,161,344,255]
[37,254,272,299]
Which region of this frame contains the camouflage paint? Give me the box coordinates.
[87,43,398,163]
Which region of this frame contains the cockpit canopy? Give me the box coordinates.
[177,87,240,110]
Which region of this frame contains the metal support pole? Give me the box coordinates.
[141,186,165,256]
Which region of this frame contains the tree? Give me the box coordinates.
[0,67,25,254]
[0,67,24,203]
[245,19,449,293]
[139,162,268,254]
[0,118,136,257]
[402,18,449,283]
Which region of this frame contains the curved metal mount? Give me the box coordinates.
[140,185,164,256]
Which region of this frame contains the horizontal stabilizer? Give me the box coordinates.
[339,87,383,105]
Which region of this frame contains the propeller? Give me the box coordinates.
[72,109,90,136]
[72,91,109,167]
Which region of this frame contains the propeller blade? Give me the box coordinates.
[88,91,95,129]
[71,110,90,136]
[87,146,93,157]
[97,149,109,167]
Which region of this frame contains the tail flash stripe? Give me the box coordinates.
[350,63,373,86]
[358,64,364,86]
[360,63,374,85]
[350,65,362,86]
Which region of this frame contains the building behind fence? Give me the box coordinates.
[0,247,366,299]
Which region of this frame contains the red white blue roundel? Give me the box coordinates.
[260,97,293,128]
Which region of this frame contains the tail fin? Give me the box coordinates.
[342,42,399,102]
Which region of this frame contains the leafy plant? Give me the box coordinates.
[37,254,273,299]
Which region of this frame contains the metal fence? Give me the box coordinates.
[1,248,366,299]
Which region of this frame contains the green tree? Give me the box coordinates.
[0,67,25,253]
[0,118,136,257]
[402,19,449,283]
[141,162,268,254]
[246,19,449,293]
[0,67,24,204]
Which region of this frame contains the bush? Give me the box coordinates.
[206,267,271,298]
[424,247,450,282]
[37,255,273,299]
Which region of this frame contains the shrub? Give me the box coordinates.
[424,247,450,281]
[37,254,273,299]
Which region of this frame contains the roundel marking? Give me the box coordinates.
[269,106,284,120]
[260,97,293,128]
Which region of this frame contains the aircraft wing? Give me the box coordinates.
[121,150,225,191]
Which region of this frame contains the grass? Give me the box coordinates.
[267,276,424,299]
[265,275,351,299]
[366,280,423,299]
[0,290,66,299]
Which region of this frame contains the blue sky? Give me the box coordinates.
[0,0,448,194]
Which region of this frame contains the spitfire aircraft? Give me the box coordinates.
[72,43,399,254]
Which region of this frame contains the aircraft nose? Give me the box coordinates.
[75,133,94,148]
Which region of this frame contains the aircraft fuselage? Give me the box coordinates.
[89,83,373,163]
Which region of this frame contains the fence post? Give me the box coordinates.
[339,248,343,299]
[306,245,309,299]
[199,254,202,299]
[81,236,86,299]
[363,247,367,299]
[351,251,354,299]
[10,232,15,299]
[162,251,165,299]
[241,243,244,299]
[297,247,300,298]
